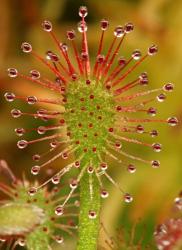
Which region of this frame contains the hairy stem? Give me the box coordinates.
[77,172,101,250]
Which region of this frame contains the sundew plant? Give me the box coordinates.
[3,6,178,250]
[0,160,79,249]
[154,191,182,250]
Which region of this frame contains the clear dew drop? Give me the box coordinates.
[30,70,40,79]
[151,160,160,168]
[52,175,60,185]
[7,68,18,78]
[174,197,182,210]
[71,73,78,81]
[88,210,97,219]
[11,109,22,118]
[152,143,162,152]
[37,126,46,135]
[27,96,37,105]
[17,140,28,149]
[139,72,148,81]
[150,130,158,137]
[37,109,47,117]
[55,77,63,86]
[124,193,133,203]
[87,166,94,174]
[28,187,37,196]
[46,51,59,61]
[115,142,122,149]
[74,161,80,168]
[97,54,105,64]
[60,43,68,52]
[100,162,108,171]
[132,50,141,60]
[4,92,15,102]
[17,238,26,246]
[139,77,148,85]
[77,21,87,33]
[67,30,76,40]
[70,179,78,189]
[136,124,144,133]
[167,117,178,126]
[81,52,88,61]
[127,164,136,173]
[55,235,64,244]
[62,152,68,159]
[114,26,124,37]
[32,154,40,161]
[42,20,52,32]
[148,45,158,55]
[31,165,40,175]
[21,42,32,53]
[157,93,166,102]
[147,107,157,116]
[124,22,134,33]
[118,57,126,66]
[46,51,54,61]
[50,140,59,148]
[163,83,174,92]
[79,6,88,18]
[55,206,64,216]
[101,189,109,198]
[15,128,25,137]
[101,19,109,31]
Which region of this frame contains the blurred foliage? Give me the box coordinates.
[0,0,182,249]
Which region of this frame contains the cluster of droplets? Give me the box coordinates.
[154,192,182,250]
[5,5,178,221]
[0,160,79,247]
[0,238,26,248]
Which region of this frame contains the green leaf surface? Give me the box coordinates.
[0,203,45,236]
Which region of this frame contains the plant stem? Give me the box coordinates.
[77,172,101,250]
